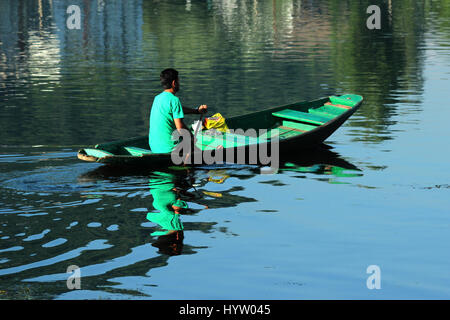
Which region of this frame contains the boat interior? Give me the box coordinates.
[90,95,361,156]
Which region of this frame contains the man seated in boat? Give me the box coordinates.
[149,68,207,154]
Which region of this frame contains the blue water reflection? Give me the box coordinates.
[0,0,450,299]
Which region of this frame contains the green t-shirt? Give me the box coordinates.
[149,91,185,153]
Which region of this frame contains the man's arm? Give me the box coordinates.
[182,104,208,115]
[181,106,198,115]
[174,118,188,131]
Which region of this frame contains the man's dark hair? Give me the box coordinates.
[160,68,178,89]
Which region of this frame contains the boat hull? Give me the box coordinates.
[77,94,363,167]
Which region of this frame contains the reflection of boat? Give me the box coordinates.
[277,144,363,183]
[279,144,360,172]
[78,143,361,185]
[78,142,360,176]
[77,94,363,166]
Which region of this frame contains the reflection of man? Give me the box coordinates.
[147,171,187,255]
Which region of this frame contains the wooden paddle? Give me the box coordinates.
[183,112,204,166]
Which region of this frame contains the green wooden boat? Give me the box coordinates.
[77,94,363,167]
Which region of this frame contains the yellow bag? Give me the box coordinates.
[203,113,229,133]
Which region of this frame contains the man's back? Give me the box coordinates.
[149,91,184,153]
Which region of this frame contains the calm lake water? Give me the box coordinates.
[0,0,449,299]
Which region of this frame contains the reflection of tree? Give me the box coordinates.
[142,0,429,144]
[0,0,444,146]
[327,0,426,143]
[0,0,146,146]
[426,0,450,43]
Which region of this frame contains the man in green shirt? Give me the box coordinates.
[149,68,207,153]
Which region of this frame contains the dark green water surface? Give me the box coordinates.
[0,0,449,299]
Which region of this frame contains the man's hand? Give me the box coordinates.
[197,105,208,114]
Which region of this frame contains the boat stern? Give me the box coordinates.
[77,148,114,162]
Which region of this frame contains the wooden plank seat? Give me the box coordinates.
[308,105,347,119]
[196,132,260,150]
[272,109,330,126]
[281,120,317,132]
[310,105,347,115]
[324,102,352,110]
[260,127,303,140]
[307,109,336,119]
